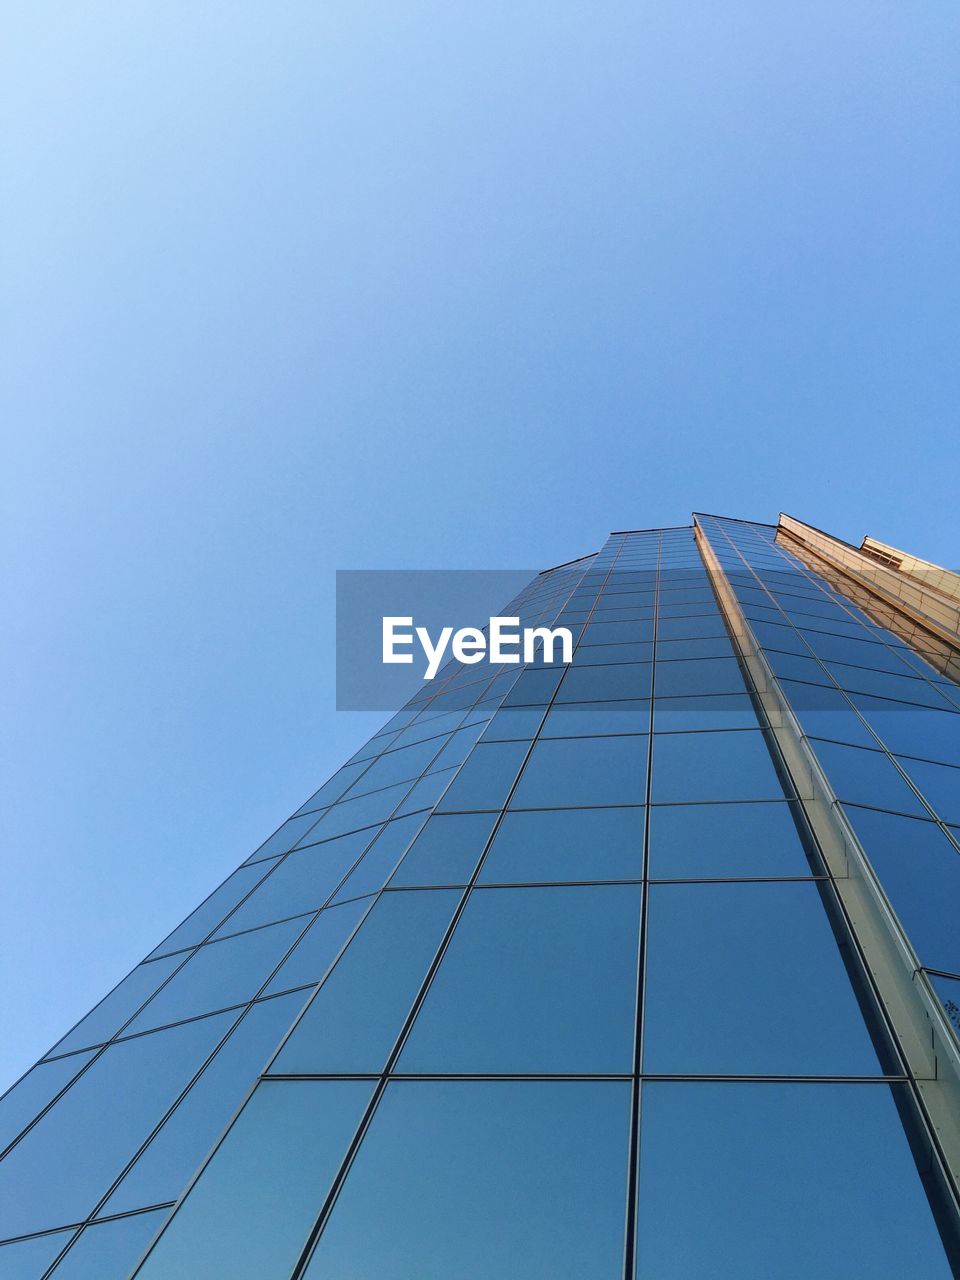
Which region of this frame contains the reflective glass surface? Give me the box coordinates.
[647,801,810,878]
[272,891,459,1074]
[643,882,881,1074]
[478,806,645,883]
[103,993,306,1215]
[304,1081,631,1280]
[389,813,498,886]
[651,730,783,802]
[126,919,304,1033]
[511,735,648,808]
[0,1052,96,1155]
[134,1080,373,1280]
[51,1208,168,1279]
[263,898,371,995]
[0,1013,234,1239]
[634,1082,953,1280]
[399,885,642,1072]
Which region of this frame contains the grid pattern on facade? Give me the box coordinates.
[0,521,957,1279]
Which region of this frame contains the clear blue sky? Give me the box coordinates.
[1,1,958,1093]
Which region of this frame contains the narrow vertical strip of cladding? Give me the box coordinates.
[695,513,960,1250]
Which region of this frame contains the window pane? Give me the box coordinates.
[434,741,529,812]
[146,864,271,959]
[263,898,371,995]
[634,1082,952,1280]
[220,830,375,935]
[399,885,641,1073]
[648,802,809,878]
[542,700,650,737]
[653,693,758,731]
[271,891,459,1074]
[478,807,644,883]
[654,657,745,697]
[651,731,783,802]
[0,1052,96,1154]
[51,1208,168,1278]
[480,706,545,740]
[103,993,306,1216]
[642,883,881,1075]
[809,741,928,817]
[390,813,498,886]
[52,955,183,1054]
[0,1230,72,1278]
[842,806,960,976]
[557,663,652,703]
[126,919,304,1034]
[511,736,648,808]
[0,1013,234,1239]
[133,1080,373,1280]
[303,1081,630,1280]
[328,814,423,902]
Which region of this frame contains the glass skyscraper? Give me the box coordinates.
[3,512,960,1279]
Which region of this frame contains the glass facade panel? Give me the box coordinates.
[303,1081,631,1280]
[0,1012,234,1239]
[643,882,881,1074]
[511,734,648,808]
[434,741,528,811]
[634,1082,953,1280]
[0,1230,73,1278]
[389,812,498,886]
[102,992,306,1216]
[647,801,810,878]
[125,919,304,1033]
[133,1080,373,1280]
[50,1208,168,1279]
[399,884,642,1073]
[651,730,783,802]
[0,1052,96,1155]
[271,891,458,1074]
[263,898,371,995]
[478,806,644,883]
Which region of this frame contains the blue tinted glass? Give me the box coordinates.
[542,700,650,737]
[293,762,369,815]
[435,742,528,811]
[103,993,306,1215]
[429,724,486,771]
[895,756,960,825]
[0,1013,233,1239]
[842,806,960,975]
[635,1083,952,1280]
[146,865,271,959]
[511,736,648,808]
[648,802,809,878]
[271,891,459,1074]
[652,694,758,731]
[52,1208,168,1278]
[656,636,734,660]
[480,706,546,740]
[52,955,183,1053]
[776,680,878,747]
[478,807,644,883]
[850,696,960,767]
[303,1081,630,1280]
[573,642,653,665]
[264,898,371,995]
[809,740,928,817]
[0,1230,72,1278]
[651,731,783,802]
[394,766,457,814]
[126,920,304,1033]
[399,885,641,1072]
[302,784,410,842]
[503,668,563,705]
[329,814,423,902]
[133,1080,373,1280]
[0,1052,96,1154]
[390,813,498,886]
[247,813,322,862]
[643,883,880,1074]
[654,657,745,697]
[557,663,652,703]
[342,740,441,797]
[826,662,952,708]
